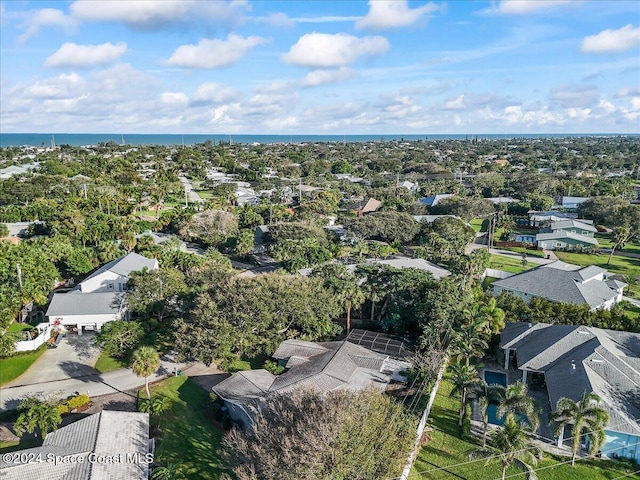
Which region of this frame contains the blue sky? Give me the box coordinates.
[1,0,639,134]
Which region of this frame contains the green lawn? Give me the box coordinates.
[0,345,47,385]
[140,376,225,480]
[488,254,533,274]
[555,251,640,294]
[412,378,636,480]
[470,218,487,233]
[596,233,640,256]
[495,246,545,258]
[226,352,269,373]
[7,322,34,333]
[0,439,41,454]
[94,353,128,373]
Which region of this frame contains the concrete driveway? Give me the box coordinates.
[5,333,101,387]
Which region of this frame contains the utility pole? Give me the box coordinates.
[16,263,22,289]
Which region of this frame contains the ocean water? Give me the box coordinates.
[0,133,630,148]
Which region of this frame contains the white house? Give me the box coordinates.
[46,252,158,334]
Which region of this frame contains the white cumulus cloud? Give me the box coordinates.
[70,0,249,30]
[166,35,267,69]
[356,0,442,30]
[191,83,238,105]
[301,68,357,87]
[282,32,390,68]
[17,8,77,43]
[581,24,640,53]
[45,42,128,68]
[488,0,576,15]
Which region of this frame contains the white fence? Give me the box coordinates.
[14,323,51,352]
[481,268,514,281]
[399,356,449,480]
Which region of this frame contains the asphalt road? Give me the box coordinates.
[0,351,188,411]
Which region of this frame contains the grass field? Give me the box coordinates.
[0,345,47,385]
[7,322,34,333]
[555,251,640,287]
[412,378,637,480]
[140,376,225,480]
[470,218,487,233]
[488,254,533,274]
[0,439,41,454]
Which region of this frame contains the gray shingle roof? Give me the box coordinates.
[82,252,157,284]
[213,339,398,425]
[492,261,619,308]
[502,322,640,435]
[0,411,149,480]
[536,231,599,245]
[550,219,598,233]
[46,291,125,317]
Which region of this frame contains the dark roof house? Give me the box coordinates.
[501,322,640,462]
[213,338,410,428]
[492,260,625,310]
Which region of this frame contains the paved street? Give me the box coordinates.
[0,351,189,411]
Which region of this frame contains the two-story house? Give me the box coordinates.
[46,252,158,334]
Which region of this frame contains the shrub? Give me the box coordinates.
[263,359,285,375]
[56,404,69,415]
[66,394,91,410]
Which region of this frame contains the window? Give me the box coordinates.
[581,230,589,235]
[556,243,563,247]
[107,283,114,290]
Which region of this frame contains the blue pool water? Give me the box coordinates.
[484,371,507,425]
[484,371,507,387]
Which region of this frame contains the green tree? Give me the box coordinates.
[151,463,183,480]
[127,268,187,322]
[312,263,365,333]
[552,391,610,466]
[132,346,161,399]
[450,319,488,367]
[449,362,481,428]
[94,321,144,358]
[498,381,540,433]
[179,209,238,247]
[14,396,63,439]
[0,333,16,357]
[139,395,173,428]
[233,229,255,256]
[471,380,506,447]
[471,413,540,480]
[222,389,414,480]
[608,225,633,265]
[478,297,506,335]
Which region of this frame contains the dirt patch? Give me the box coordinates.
[84,390,138,414]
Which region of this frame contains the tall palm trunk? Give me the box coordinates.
[501,463,507,480]
[346,302,352,333]
[145,376,151,399]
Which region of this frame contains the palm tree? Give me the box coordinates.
[139,395,173,428]
[498,381,540,433]
[132,346,161,399]
[478,297,506,335]
[471,380,506,447]
[151,462,183,480]
[14,396,62,439]
[449,362,481,428]
[471,413,540,480]
[552,391,610,466]
[451,319,489,367]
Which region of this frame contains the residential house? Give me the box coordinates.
[419,194,454,208]
[533,218,599,251]
[494,159,510,167]
[501,322,640,462]
[135,231,186,251]
[298,255,452,280]
[485,197,519,205]
[399,180,420,192]
[491,260,625,310]
[212,336,410,428]
[529,211,578,227]
[0,411,151,479]
[561,196,590,211]
[46,252,158,333]
[345,197,382,216]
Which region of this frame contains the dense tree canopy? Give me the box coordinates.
[222,389,415,480]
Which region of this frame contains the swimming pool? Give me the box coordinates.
[484,370,507,387]
[484,371,507,425]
